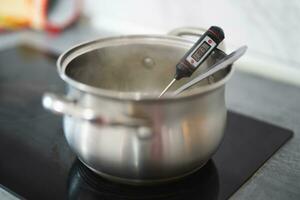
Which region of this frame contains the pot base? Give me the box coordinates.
[79,158,209,185]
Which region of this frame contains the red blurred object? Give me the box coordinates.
[0,0,82,33]
[44,0,82,34]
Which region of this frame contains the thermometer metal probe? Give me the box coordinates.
[159,26,225,97]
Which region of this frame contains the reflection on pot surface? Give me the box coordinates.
[67,159,219,200]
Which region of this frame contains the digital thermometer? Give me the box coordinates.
[159,26,225,97]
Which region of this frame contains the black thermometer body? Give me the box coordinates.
[174,26,225,80]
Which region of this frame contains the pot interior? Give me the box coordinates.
[64,37,229,96]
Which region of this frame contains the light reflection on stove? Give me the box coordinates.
[67,159,220,200]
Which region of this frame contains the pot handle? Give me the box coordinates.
[168,27,206,37]
[168,27,225,50]
[42,92,150,128]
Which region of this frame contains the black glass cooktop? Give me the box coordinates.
[0,45,293,200]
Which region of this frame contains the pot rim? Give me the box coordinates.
[57,34,234,102]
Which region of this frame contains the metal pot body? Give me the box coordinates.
[42,28,233,184]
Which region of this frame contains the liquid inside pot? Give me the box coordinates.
[65,42,227,95]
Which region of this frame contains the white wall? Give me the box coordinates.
[84,0,300,85]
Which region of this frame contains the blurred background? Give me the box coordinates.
[1,0,300,85]
[0,1,300,200]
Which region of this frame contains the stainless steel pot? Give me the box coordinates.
[42,27,233,184]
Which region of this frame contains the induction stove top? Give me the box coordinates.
[0,45,293,200]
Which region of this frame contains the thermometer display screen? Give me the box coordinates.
[191,41,211,62]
